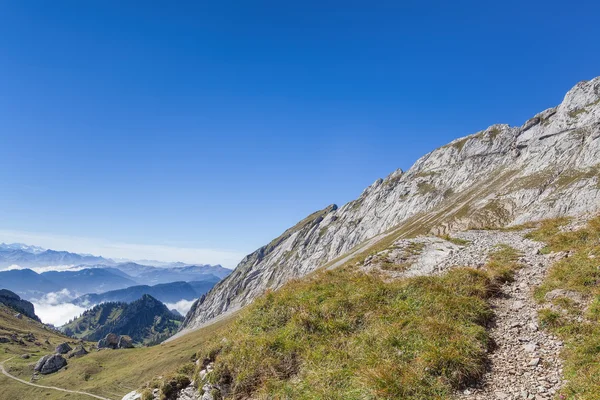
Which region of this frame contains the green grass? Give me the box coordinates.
[0,304,97,399]
[377,242,425,272]
[452,137,469,152]
[526,216,600,399]
[487,127,501,140]
[568,108,588,118]
[417,182,437,195]
[439,235,471,246]
[2,313,236,399]
[159,245,523,400]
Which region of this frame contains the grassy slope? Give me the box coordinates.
[3,315,234,400]
[525,216,600,399]
[1,243,522,400]
[147,245,519,400]
[0,304,92,400]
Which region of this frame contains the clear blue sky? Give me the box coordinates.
[1,1,599,267]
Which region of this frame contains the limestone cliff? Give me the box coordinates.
[177,77,600,337]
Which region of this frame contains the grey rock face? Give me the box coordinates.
[55,342,72,354]
[177,76,600,338]
[177,385,201,400]
[0,289,41,322]
[34,354,67,374]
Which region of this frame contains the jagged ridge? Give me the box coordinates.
[177,77,600,337]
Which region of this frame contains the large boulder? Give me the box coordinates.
[98,333,135,350]
[68,345,89,358]
[98,333,120,349]
[34,354,67,375]
[55,342,72,354]
[118,335,134,349]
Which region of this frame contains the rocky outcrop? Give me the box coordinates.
[0,289,40,322]
[55,342,72,354]
[34,354,67,375]
[178,77,600,337]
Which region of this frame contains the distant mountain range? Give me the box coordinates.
[61,294,183,345]
[0,268,138,300]
[0,243,232,302]
[0,247,113,269]
[0,242,46,254]
[72,279,220,306]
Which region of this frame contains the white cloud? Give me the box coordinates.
[3,264,84,273]
[31,289,89,326]
[165,299,196,316]
[0,229,245,268]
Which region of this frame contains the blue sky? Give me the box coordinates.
[1,1,599,267]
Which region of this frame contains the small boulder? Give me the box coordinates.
[21,354,30,359]
[0,337,9,344]
[14,313,22,319]
[55,342,72,354]
[34,354,67,375]
[121,391,142,400]
[68,345,89,358]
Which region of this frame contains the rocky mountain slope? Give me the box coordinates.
[0,289,41,322]
[180,77,600,335]
[62,294,183,345]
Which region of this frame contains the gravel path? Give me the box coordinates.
[452,231,564,400]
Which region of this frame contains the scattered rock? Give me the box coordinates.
[529,358,541,367]
[68,345,89,358]
[55,342,72,354]
[523,343,537,353]
[178,385,201,400]
[34,354,67,374]
[121,391,142,400]
[21,354,30,359]
[455,230,564,399]
[98,333,134,349]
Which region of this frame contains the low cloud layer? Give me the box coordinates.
[31,289,88,326]
[4,264,84,273]
[166,299,196,316]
